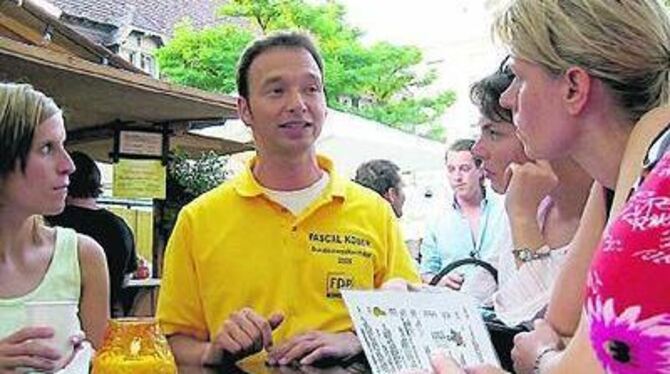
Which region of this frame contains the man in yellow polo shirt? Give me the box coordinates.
[156,31,420,368]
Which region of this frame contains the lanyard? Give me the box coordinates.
[468,200,489,259]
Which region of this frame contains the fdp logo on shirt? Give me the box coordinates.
[326,272,353,298]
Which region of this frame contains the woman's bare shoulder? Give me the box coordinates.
[76,233,107,265]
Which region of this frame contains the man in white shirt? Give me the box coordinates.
[419,139,507,294]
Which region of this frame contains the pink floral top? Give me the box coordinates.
[586,145,670,373]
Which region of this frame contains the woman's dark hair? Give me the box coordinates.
[470,58,514,124]
[68,151,102,198]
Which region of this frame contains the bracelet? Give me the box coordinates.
[513,245,552,263]
[532,346,559,374]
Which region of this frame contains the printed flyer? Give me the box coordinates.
[342,289,499,373]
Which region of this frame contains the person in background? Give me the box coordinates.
[419,139,507,295]
[354,159,406,218]
[156,32,420,369]
[0,83,108,372]
[46,151,138,317]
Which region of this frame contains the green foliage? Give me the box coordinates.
[157,0,454,140]
[156,22,254,94]
[168,150,231,200]
[352,91,456,133]
[161,150,231,236]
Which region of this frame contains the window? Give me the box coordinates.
[128,51,138,67]
[338,96,352,107]
[142,54,157,77]
[122,34,159,77]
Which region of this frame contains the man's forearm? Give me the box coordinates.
[167,334,210,366]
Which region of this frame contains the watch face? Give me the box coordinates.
[514,248,534,262]
[515,247,552,262]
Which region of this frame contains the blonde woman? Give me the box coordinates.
[417,0,670,373]
[0,83,109,372]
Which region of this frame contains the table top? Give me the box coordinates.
[126,278,161,287]
[178,357,371,374]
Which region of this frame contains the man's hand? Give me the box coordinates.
[267,331,361,366]
[504,160,558,218]
[0,327,62,373]
[436,273,464,290]
[511,319,562,374]
[201,308,284,365]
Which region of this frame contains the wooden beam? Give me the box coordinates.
[0,22,31,42]
[0,36,238,110]
[0,11,69,54]
[17,0,143,72]
[66,120,130,143]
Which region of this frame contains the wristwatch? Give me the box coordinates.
[512,245,551,263]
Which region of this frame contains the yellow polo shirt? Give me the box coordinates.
[157,155,419,358]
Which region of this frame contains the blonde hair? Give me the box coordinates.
[493,0,670,122]
[0,83,61,179]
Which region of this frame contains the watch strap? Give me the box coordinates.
[513,245,551,262]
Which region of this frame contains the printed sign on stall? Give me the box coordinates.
[113,159,166,199]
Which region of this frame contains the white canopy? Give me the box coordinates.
[196,109,446,177]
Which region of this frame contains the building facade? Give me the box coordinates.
[47,0,228,77]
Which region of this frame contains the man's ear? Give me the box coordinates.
[562,66,591,116]
[475,162,485,179]
[237,96,253,127]
[383,188,396,204]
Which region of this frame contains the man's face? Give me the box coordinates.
[237,47,327,158]
[472,117,530,193]
[446,150,483,202]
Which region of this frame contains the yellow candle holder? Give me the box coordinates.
[92,318,177,374]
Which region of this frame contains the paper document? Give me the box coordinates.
[342,289,499,373]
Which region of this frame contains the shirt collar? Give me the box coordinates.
[233,154,347,199]
[451,192,488,211]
